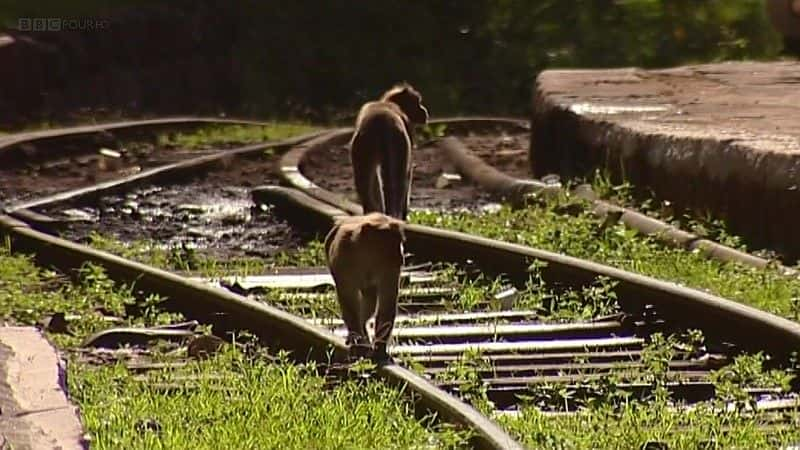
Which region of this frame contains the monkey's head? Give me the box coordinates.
[362,213,406,241]
[381,83,429,125]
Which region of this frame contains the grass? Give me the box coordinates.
[429,331,800,449]
[23,174,800,449]
[590,171,752,253]
[84,231,626,322]
[156,123,318,149]
[0,243,471,449]
[82,234,800,448]
[26,229,800,449]
[499,401,800,450]
[86,231,328,276]
[84,233,346,318]
[410,193,800,322]
[0,245,180,348]
[0,119,60,134]
[404,189,800,448]
[71,348,470,450]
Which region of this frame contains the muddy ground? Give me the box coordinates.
[301,127,531,212]
[38,153,308,259]
[0,140,219,206]
[17,125,531,260]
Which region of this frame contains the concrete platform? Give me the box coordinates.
[530,61,800,260]
[0,327,86,450]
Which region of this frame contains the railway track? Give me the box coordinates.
[2,117,800,449]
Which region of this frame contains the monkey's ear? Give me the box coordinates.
[388,88,427,124]
[374,221,393,231]
[385,219,407,242]
[415,104,429,124]
[350,228,363,242]
[324,222,340,253]
[397,225,406,242]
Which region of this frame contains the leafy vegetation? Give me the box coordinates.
[0,1,782,120]
[71,348,470,450]
[10,172,800,449]
[590,170,751,252]
[86,232,326,276]
[0,245,179,348]
[410,194,800,321]
[499,400,800,450]
[440,331,800,449]
[0,242,468,449]
[156,123,317,149]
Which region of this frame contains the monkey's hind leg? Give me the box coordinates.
[360,284,378,342]
[372,273,400,364]
[332,275,370,358]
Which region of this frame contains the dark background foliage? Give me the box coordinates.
[0,0,783,126]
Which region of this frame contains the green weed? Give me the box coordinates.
[70,346,472,449]
[157,123,317,149]
[410,201,800,321]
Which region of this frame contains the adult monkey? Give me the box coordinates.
[350,83,429,221]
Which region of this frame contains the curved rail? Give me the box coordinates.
[0,207,523,450]
[2,126,329,225]
[0,117,274,155]
[276,123,800,361]
[5,116,800,449]
[0,119,530,450]
[434,134,797,276]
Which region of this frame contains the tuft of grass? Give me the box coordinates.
[1,241,470,449]
[157,123,317,149]
[410,199,800,321]
[589,170,749,252]
[0,244,181,348]
[86,232,272,277]
[86,232,327,277]
[70,347,471,450]
[268,239,328,267]
[498,400,800,450]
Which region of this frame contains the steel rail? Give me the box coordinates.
[5,115,800,447]
[2,128,330,224]
[2,116,518,219]
[434,132,798,276]
[0,209,524,450]
[273,125,800,362]
[0,117,275,154]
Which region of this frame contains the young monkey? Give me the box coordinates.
[324,213,405,362]
[350,83,429,221]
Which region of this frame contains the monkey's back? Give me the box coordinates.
[351,102,410,155]
[325,214,404,287]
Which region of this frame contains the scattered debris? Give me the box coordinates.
[135,418,162,434]
[494,287,519,310]
[187,335,225,359]
[435,172,462,189]
[60,208,98,222]
[479,203,503,214]
[40,312,71,335]
[99,148,122,158]
[81,326,196,349]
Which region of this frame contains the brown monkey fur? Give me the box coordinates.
[324,213,406,361]
[350,83,429,221]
